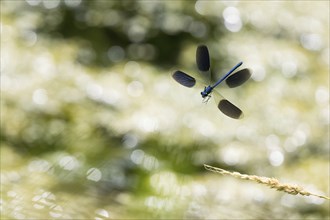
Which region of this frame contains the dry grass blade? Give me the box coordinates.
[204,164,330,200]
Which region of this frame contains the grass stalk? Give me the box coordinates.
[204,164,330,200]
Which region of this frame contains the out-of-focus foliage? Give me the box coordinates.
[1,0,329,219]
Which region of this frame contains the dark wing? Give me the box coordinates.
[218,99,243,119]
[196,45,210,72]
[172,71,196,88]
[226,68,251,88]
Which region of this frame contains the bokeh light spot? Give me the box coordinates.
[32,89,48,106]
[42,0,60,9]
[21,30,38,47]
[86,83,103,100]
[127,43,156,60]
[124,61,141,77]
[131,149,144,165]
[95,209,110,219]
[281,61,297,78]
[86,168,102,182]
[107,46,125,62]
[64,0,81,7]
[189,21,207,38]
[59,156,79,171]
[26,0,41,6]
[315,86,329,105]
[300,33,323,51]
[223,6,242,32]
[269,151,284,167]
[49,205,63,218]
[28,159,51,172]
[127,81,144,97]
[251,65,265,82]
[103,10,120,26]
[194,0,207,15]
[122,133,139,149]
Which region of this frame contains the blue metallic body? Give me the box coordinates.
[201,61,243,99]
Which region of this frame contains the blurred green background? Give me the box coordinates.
[1,0,329,219]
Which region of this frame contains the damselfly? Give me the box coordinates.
[172,45,251,119]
